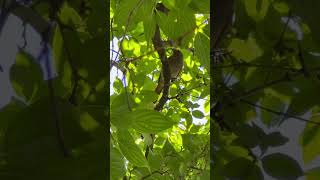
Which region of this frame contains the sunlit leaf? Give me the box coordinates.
[117,130,149,168]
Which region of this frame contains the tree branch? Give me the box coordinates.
[240,99,320,126]
[212,62,300,72]
[153,3,170,112]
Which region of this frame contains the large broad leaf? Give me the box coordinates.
[143,13,156,47]
[285,78,320,120]
[156,6,196,42]
[117,130,149,168]
[233,123,264,148]
[39,138,106,180]
[3,97,96,180]
[58,2,83,28]
[78,35,107,86]
[162,0,192,9]
[194,32,210,73]
[134,0,155,23]
[3,138,106,180]
[181,134,207,153]
[10,51,46,103]
[6,97,92,167]
[262,132,289,148]
[110,146,126,180]
[260,93,286,126]
[114,0,154,31]
[244,0,270,22]
[300,114,320,164]
[262,153,303,179]
[0,99,25,160]
[228,36,263,62]
[113,0,140,28]
[221,157,264,180]
[110,93,136,129]
[130,109,175,133]
[188,0,210,14]
[218,145,250,162]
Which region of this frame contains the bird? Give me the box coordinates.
[155,49,184,94]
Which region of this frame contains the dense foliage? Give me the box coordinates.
[110,0,210,179]
[213,0,320,179]
[0,0,106,179]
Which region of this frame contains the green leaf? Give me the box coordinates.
[114,0,139,27]
[130,109,175,133]
[189,0,210,14]
[156,7,196,41]
[162,139,177,155]
[285,79,320,119]
[192,110,204,119]
[262,153,303,179]
[233,124,262,148]
[5,97,92,174]
[78,36,108,85]
[10,51,45,103]
[228,35,263,62]
[58,2,83,28]
[181,134,207,153]
[110,147,126,180]
[262,132,289,147]
[300,114,320,164]
[244,0,270,22]
[147,150,163,171]
[113,77,124,94]
[110,111,132,130]
[221,158,263,180]
[175,0,192,8]
[135,0,155,22]
[117,130,149,168]
[143,13,156,47]
[52,26,64,72]
[260,94,286,126]
[194,32,210,73]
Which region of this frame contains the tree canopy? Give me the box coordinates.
[110,0,210,179]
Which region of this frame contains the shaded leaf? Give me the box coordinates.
[262,153,303,179]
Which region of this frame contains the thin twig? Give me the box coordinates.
[39,27,70,157]
[212,62,300,72]
[275,10,292,48]
[141,170,170,180]
[232,75,289,102]
[111,18,114,61]
[297,40,309,77]
[240,99,320,126]
[45,0,69,157]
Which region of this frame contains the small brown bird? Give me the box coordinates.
[155,49,184,94]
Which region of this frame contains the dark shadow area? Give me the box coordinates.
[0,1,108,179]
[212,0,320,179]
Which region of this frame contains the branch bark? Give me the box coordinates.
[153,3,170,112]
